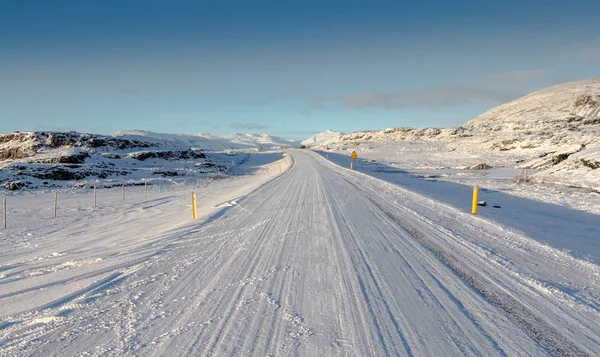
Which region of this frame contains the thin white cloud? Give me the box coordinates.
[267,88,328,109]
[578,38,600,59]
[490,69,553,80]
[342,85,525,110]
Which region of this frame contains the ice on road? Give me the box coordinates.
[1,150,599,356]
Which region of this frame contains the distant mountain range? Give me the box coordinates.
[114,130,296,150]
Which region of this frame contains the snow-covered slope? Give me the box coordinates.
[0,131,251,191]
[464,77,600,131]
[115,130,295,150]
[301,129,342,147]
[315,77,600,189]
[223,133,295,149]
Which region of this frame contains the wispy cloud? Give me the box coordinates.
[578,37,600,59]
[277,129,319,135]
[307,94,327,109]
[342,85,524,110]
[230,122,268,130]
[269,88,329,109]
[490,69,553,81]
[241,99,270,106]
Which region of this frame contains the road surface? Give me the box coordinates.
[1,150,599,356]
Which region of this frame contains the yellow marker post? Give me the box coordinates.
[192,193,198,220]
[472,186,479,214]
[3,197,6,229]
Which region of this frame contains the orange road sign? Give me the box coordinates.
[351,151,357,159]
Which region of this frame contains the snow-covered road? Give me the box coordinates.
[1,150,599,356]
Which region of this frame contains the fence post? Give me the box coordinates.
[54,192,57,218]
[144,181,147,199]
[94,184,97,207]
[122,184,125,202]
[3,197,6,229]
[172,181,175,192]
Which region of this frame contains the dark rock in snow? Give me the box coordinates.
[581,159,600,169]
[4,181,25,190]
[470,163,491,170]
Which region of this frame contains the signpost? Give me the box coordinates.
[351,151,357,170]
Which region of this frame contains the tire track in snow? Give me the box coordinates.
[336,165,594,357]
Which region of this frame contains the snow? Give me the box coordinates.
[0,131,279,191]
[1,78,599,355]
[114,130,296,151]
[1,150,599,356]
[301,130,342,147]
[313,77,600,190]
[317,149,600,262]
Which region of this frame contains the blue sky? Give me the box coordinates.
[1,0,599,140]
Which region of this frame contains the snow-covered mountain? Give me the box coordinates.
[115,130,295,150]
[220,133,295,149]
[315,77,600,189]
[301,130,342,147]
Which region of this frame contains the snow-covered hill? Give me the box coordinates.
[0,131,253,191]
[301,129,342,147]
[315,77,600,190]
[222,133,295,149]
[464,77,600,132]
[115,130,295,151]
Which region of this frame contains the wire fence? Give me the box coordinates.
[1,172,232,230]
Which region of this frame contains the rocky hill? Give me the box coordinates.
[0,131,248,191]
[313,77,600,189]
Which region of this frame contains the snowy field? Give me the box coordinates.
[1,150,599,356]
[321,142,600,215]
